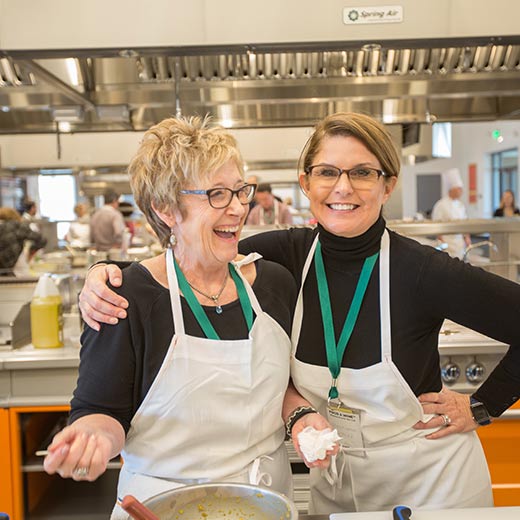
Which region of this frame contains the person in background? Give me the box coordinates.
[89,189,126,252]
[493,189,520,217]
[431,168,471,258]
[43,116,302,518]
[21,199,40,232]
[66,203,91,249]
[118,201,137,242]
[0,207,47,275]
[78,112,520,515]
[246,183,293,225]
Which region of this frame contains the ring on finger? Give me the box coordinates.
[73,466,89,478]
[441,414,451,426]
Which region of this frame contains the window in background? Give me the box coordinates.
[491,148,518,213]
[432,122,452,158]
[38,173,76,239]
[0,177,24,209]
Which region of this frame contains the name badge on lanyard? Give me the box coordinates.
[315,240,379,459]
[327,399,366,457]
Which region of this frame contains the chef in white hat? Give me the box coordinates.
[431,167,471,258]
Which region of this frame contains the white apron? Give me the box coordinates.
[112,250,292,518]
[291,231,492,514]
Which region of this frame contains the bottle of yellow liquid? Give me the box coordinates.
[30,274,64,348]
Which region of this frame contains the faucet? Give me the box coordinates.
[463,240,498,262]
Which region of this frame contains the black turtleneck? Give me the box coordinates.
[316,213,385,262]
[239,218,520,417]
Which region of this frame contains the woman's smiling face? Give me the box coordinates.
[300,135,397,238]
[158,159,248,269]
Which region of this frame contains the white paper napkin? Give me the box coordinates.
[297,426,341,463]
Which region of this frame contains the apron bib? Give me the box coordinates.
[112,250,292,518]
[291,231,492,514]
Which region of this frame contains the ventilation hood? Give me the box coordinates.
[1,35,520,133]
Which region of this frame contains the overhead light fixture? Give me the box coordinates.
[51,105,84,122]
[58,121,72,133]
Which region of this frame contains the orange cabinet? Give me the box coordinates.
[9,405,70,520]
[7,405,120,519]
[478,401,520,506]
[0,408,14,518]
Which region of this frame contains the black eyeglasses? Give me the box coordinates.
[305,164,388,189]
[180,183,257,209]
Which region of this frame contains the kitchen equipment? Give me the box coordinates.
[120,495,159,520]
[331,506,520,519]
[438,320,508,393]
[142,482,298,520]
[31,251,72,274]
[0,277,37,349]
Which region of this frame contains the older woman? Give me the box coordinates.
[43,116,298,517]
[78,113,520,515]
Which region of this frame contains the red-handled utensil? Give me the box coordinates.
[119,495,160,520]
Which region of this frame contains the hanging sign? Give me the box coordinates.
[343,5,403,24]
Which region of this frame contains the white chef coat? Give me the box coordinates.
[290,231,493,514]
[111,250,293,518]
[431,196,468,259]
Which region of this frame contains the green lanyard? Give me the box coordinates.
[314,241,379,400]
[174,257,253,339]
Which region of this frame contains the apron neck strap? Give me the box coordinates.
[173,255,253,340]
[166,248,185,335]
[229,265,253,330]
[379,230,391,359]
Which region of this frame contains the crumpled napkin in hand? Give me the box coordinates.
[296,426,341,463]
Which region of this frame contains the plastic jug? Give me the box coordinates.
[30,274,64,348]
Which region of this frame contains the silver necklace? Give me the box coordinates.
[186,271,229,314]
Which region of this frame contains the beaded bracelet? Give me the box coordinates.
[285,405,318,438]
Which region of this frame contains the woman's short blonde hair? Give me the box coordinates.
[129,115,244,247]
[299,112,401,180]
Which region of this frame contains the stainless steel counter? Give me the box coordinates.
[0,317,509,408]
[0,341,80,407]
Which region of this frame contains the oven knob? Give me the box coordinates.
[441,363,461,384]
[466,362,486,383]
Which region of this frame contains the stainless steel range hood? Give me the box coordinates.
[1,35,520,133]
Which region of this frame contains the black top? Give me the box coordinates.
[493,207,520,217]
[70,259,297,432]
[239,216,520,418]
